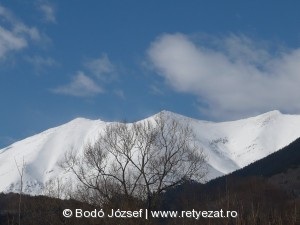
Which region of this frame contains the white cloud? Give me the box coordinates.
[150,84,164,95]
[52,72,104,97]
[114,89,125,99]
[25,55,57,71]
[0,26,27,56]
[52,54,117,98]
[85,54,116,80]
[0,4,41,59]
[147,33,300,120]
[38,2,56,23]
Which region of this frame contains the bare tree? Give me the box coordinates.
[61,112,207,208]
[43,177,70,199]
[14,157,25,225]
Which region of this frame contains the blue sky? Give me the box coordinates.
[1,0,300,147]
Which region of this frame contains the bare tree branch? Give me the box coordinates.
[60,112,207,207]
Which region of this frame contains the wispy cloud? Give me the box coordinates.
[113,89,125,99]
[52,54,119,98]
[37,2,56,23]
[52,71,103,97]
[0,26,27,57]
[0,4,41,59]
[148,33,300,119]
[84,54,116,81]
[149,84,164,95]
[25,55,57,72]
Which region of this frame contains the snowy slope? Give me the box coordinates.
[1,110,300,195]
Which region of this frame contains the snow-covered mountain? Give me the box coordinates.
[1,110,300,195]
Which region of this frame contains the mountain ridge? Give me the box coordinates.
[1,110,300,195]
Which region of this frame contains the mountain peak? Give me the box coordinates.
[154,110,193,121]
[146,110,179,120]
[262,110,282,116]
[253,110,283,127]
